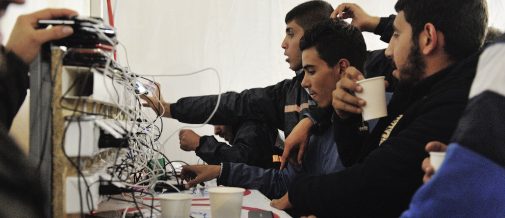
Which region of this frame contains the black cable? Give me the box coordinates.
[77,118,84,218]
[130,191,145,218]
[60,72,96,216]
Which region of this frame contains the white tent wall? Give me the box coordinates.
[2,0,504,164]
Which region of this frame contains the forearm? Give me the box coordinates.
[171,80,290,129]
[360,16,381,33]
[196,136,253,165]
[218,162,296,199]
[302,106,332,133]
[373,15,396,43]
[170,93,240,125]
[333,114,367,166]
[170,91,279,126]
[161,102,171,118]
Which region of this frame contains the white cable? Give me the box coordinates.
[121,207,128,218]
[140,67,222,148]
[61,20,224,193]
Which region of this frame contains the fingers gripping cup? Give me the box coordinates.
[355,76,387,121]
[209,187,245,218]
[158,193,192,218]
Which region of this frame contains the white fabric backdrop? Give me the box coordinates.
[2,0,504,163]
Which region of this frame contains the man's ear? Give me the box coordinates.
[336,59,350,75]
[419,23,442,55]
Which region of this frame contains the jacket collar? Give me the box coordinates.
[409,63,456,99]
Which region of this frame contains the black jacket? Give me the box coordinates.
[0,46,46,218]
[170,70,310,136]
[0,47,29,128]
[196,120,277,168]
[288,52,480,217]
[170,71,311,164]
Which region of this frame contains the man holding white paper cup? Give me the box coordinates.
[403,35,505,216]
[421,141,447,183]
[274,0,488,217]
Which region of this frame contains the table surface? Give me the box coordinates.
[96,187,292,218]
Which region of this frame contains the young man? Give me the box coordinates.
[279,3,398,168]
[0,1,77,217]
[180,19,367,200]
[143,1,336,167]
[272,0,488,217]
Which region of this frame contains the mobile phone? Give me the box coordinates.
[37,16,117,48]
[38,19,75,27]
[134,81,149,95]
[248,210,274,218]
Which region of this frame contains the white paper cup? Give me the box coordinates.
[430,151,446,171]
[355,76,387,121]
[208,187,245,218]
[158,193,192,218]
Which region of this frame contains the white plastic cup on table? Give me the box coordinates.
[355,76,388,121]
[158,193,192,218]
[208,187,245,218]
[429,151,446,171]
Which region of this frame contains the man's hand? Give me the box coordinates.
[179,129,200,151]
[330,3,380,32]
[280,118,313,169]
[181,165,221,188]
[140,82,172,117]
[422,141,448,183]
[6,8,77,63]
[270,192,292,210]
[332,66,366,118]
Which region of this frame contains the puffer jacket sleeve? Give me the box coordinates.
[196,120,277,168]
[170,79,293,131]
[217,162,301,199]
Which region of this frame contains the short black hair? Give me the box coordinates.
[285,0,334,32]
[300,19,367,71]
[395,0,488,61]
